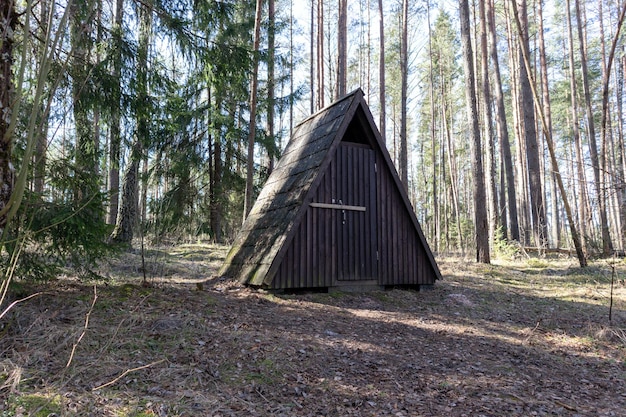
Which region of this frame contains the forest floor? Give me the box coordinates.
[1,244,626,416]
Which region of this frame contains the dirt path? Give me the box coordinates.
[1,248,625,416]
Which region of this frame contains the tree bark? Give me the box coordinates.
[290,0,295,135]
[107,0,124,225]
[337,0,347,98]
[378,0,386,144]
[316,0,325,110]
[244,0,263,220]
[488,0,519,242]
[399,0,408,188]
[34,0,50,196]
[0,0,17,232]
[537,0,558,247]
[427,0,438,251]
[459,0,490,263]
[511,0,587,267]
[110,2,150,244]
[310,1,315,114]
[267,0,275,175]
[71,0,98,203]
[478,0,499,243]
[566,0,589,255]
[574,0,613,255]
[110,144,141,244]
[600,0,626,253]
[517,0,547,249]
[210,133,223,243]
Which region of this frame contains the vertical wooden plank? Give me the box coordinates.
[342,146,348,279]
[290,221,297,288]
[411,228,417,284]
[360,148,367,276]
[378,153,387,283]
[305,212,310,287]
[402,209,408,284]
[299,212,306,288]
[359,148,366,277]
[389,167,395,283]
[330,149,337,282]
[369,150,377,279]
[389,170,396,283]
[325,168,332,286]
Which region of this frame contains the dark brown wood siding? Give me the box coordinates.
[375,151,433,285]
[274,142,378,288]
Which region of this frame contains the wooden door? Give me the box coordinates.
[311,142,378,282]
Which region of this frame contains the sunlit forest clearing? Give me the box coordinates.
[1,245,624,416]
[3,0,626,414]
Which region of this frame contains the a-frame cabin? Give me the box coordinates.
[219,89,441,291]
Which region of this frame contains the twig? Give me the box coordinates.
[554,399,578,411]
[0,292,44,321]
[524,321,542,343]
[255,387,270,402]
[66,285,98,368]
[92,359,166,391]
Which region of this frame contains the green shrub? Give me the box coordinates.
[492,227,520,260]
[2,189,118,281]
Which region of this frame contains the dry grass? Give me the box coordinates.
[0,246,625,416]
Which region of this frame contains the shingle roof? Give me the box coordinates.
[219,90,362,285]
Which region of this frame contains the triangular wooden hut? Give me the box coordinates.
[220,89,441,290]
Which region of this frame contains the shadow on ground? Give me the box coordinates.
[1,253,625,416]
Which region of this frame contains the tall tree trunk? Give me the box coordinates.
[460,0,490,263]
[108,0,124,225]
[566,0,589,255]
[600,0,626,253]
[290,0,295,134]
[267,0,275,174]
[443,94,463,252]
[505,5,530,243]
[337,0,347,98]
[310,0,315,114]
[478,0,499,244]
[427,0,438,251]
[511,0,587,267]
[110,2,151,244]
[34,0,50,196]
[210,116,223,243]
[517,0,547,249]
[537,0,558,247]
[399,0,408,187]
[488,0,519,242]
[92,0,102,180]
[366,0,371,98]
[378,0,386,144]
[71,0,98,202]
[244,0,263,220]
[621,54,626,250]
[0,0,17,232]
[574,0,613,254]
[111,143,141,244]
[316,0,325,110]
